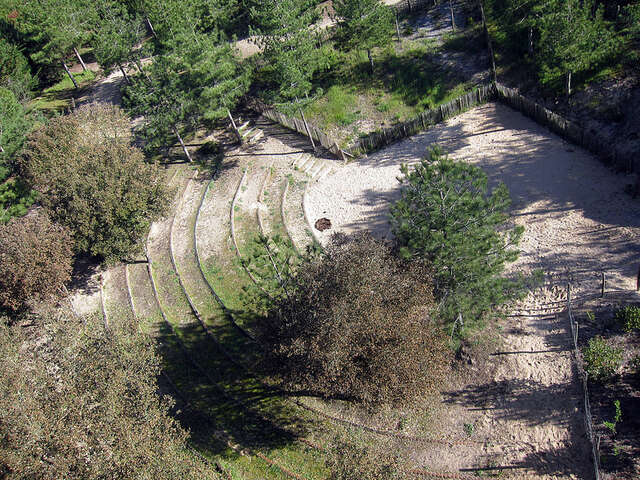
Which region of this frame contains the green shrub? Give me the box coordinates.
[582,336,623,382]
[615,305,640,332]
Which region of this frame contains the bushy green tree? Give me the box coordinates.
[0,310,218,479]
[534,0,617,95]
[0,211,73,312]
[333,0,394,73]
[254,233,448,409]
[0,87,36,223]
[0,40,36,102]
[19,104,169,263]
[91,1,149,81]
[0,87,31,181]
[17,0,97,86]
[390,147,525,325]
[582,335,623,382]
[250,0,324,102]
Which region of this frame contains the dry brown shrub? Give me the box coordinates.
[0,211,73,311]
[257,232,449,409]
[0,310,217,479]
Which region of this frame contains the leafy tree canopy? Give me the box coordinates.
[0,87,31,182]
[333,0,394,58]
[253,232,448,410]
[15,0,97,80]
[0,40,36,102]
[250,0,325,102]
[124,32,249,159]
[19,103,169,263]
[391,147,527,324]
[0,211,73,312]
[91,1,149,76]
[0,310,218,479]
[534,0,617,91]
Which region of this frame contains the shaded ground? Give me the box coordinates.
[306,101,640,477]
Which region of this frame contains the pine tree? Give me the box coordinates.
[124,31,248,160]
[91,1,149,82]
[534,0,616,95]
[333,0,394,73]
[250,0,323,102]
[390,147,526,324]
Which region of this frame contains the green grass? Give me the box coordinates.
[32,70,96,112]
[304,41,470,145]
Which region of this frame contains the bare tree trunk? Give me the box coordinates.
[118,64,130,84]
[449,0,456,31]
[299,108,317,153]
[173,127,192,162]
[566,71,572,97]
[478,0,497,83]
[395,11,401,41]
[227,109,242,144]
[62,62,79,89]
[145,17,157,38]
[135,59,152,83]
[528,26,534,55]
[367,49,374,74]
[73,47,88,71]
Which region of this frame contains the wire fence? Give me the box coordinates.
[567,283,601,480]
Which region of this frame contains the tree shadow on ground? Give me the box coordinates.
[153,318,314,459]
[313,102,640,289]
[444,368,593,478]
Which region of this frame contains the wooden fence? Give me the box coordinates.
[348,84,495,155]
[493,83,636,173]
[248,96,348,161]
[250,82,637,174]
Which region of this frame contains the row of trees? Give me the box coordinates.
[2,0,404,166]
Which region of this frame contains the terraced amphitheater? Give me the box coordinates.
[100,116,448,480]
[86,91,640,479]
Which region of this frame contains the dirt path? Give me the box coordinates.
[306,102,640,477]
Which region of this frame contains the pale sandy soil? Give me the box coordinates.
[306,102,640,477]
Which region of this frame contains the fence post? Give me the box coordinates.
[299,109,318,153]
[227,109,242,144]
[600,271,605,298]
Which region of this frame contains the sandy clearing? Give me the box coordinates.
[307,102,640,293]
[306,101,640,477]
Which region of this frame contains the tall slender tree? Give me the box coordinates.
[333,0,394,73]
[250,0,323,102]
[534,0,616,95]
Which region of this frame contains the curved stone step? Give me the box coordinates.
[125,262,163,335]
[101,264,135,328]
[282,172,313,252]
